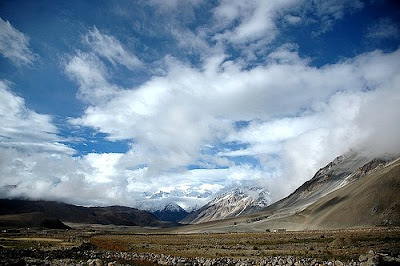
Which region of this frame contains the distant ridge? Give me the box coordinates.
[0,199,173,228]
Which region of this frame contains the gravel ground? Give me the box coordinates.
[1,243,399,266]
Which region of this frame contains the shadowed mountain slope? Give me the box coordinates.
[0,199,171,227]
[0,212,70,229]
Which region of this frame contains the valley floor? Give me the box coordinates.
[0,226,399,265]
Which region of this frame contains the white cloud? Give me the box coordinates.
[84,27,142,70]
[302,0,364,34]
[67,36,400,201]
[0,147,127,207]
[366,18,400,40]
[135,0,366,63]
[64,51,120,105]
[211,0,364,45]
[0,17,36,66]
[310,0,363,20]
[3,48,400,208]
[285,14,302,24]
[83,153,124,183]
[212,0,299,44]
[223,49,400,198]
[0,80,73,154]
[149,0,204,14]
[0,146,238,210]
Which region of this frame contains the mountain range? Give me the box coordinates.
[148,189,212,199]
[174,152,400,233]
[1,150,399,231]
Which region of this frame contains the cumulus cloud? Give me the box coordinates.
[0,17,36,66]
[224,49,400,198]
[0,146,241,210]
[0,148,133,207]
[2,47,400,207]
[67,33,400,201]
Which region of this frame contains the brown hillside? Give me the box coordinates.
[303,158,400,229]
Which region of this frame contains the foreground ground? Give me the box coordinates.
[0,226,399,265]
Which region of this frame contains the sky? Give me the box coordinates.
[0,0,399,210]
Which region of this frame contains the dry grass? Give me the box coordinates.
[0,237,77,249]
[13,237,63,242]
[0,230,82,250]
[2,226,399,262]
[90,227,400,262]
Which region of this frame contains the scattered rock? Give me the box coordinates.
[335,260,344,266]
[359,254,368,262]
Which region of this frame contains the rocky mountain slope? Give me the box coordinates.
[261,151,381,218]
[174,153,400,233]
[182,151,372,225]
[302,157,400,228]
[0,199,171,227]
[181,187,270,224]
[151,203,188,223]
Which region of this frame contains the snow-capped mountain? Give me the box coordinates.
[181,187,271,224]
[151,202,189,223]
[135,188,214,215]
[149,189,212,199]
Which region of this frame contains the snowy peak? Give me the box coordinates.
[182,187,270,224]
[151,202,188,223]
[149,189,212,199]
[209,187,269,209]
[163,202,185,212]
